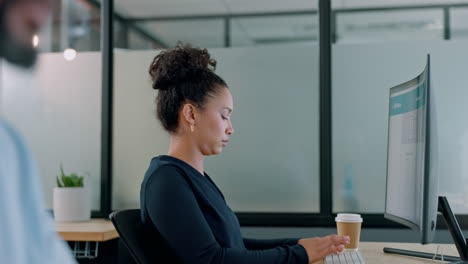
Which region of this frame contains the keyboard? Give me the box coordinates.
[324,250,366,264]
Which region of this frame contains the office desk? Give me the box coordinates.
[315,242,459,264]
[55,219,119,259]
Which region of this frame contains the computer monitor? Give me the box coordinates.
[384,54,468,263]
[384,54,438,244]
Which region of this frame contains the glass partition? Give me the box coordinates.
[451,8,468,40]
[136,19,225,48]
[332,1,468,214]
[336,9,444,43]
[112,0,320,213]
[112,44,321,212]
[231,14,318,47]
[0,0,102,211]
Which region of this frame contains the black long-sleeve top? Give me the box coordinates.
[140,155,309,264]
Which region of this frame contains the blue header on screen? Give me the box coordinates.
[389,83,426,116]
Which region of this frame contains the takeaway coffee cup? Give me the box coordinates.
[335,213,363,251]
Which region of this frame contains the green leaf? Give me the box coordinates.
[77,177,84,187]
[57,164,85,187]
[56,176,63,188]
[70,174,81,187]
[61,175,74,187]
[60,163,65,177]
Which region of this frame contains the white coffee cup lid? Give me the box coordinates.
[335,213,362,223]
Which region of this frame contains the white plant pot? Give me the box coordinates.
[53,187,90,222]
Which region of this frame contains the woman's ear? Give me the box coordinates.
[181,103,196,125]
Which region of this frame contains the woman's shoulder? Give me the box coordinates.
[149,155,188,174]
[143,155,192,186]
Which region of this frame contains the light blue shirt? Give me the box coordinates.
[0,119,76,263]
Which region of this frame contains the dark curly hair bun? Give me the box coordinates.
[149,42,217,91]
[149,42,228,133]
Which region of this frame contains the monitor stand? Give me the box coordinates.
[383,196,468,264]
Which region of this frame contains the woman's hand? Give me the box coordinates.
[298,234,350,264]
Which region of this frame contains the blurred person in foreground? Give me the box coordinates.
[0,0,76,263]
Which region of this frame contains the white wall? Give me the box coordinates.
[112,50,171,209]
[0,53,102,210]
[112,44,321,212]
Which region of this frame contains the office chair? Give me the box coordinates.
[109,209,182,264]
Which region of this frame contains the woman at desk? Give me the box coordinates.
[140,43,350,264]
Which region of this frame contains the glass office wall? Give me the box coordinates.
[134,19,225,48]
[112,1,321,213]
[3,0,467,223]
[335,9,444,44]
[109,0,319,49]
[332,1,468,214]
[231,15,318,47]
[451,8,468,39]
[44,0,101,52]
[122,25,165,50]
[0,0,102,211]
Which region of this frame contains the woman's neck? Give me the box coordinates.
[167,135,204,175]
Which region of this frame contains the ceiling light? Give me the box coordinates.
[32,34,39,48]
[63,48,77,61]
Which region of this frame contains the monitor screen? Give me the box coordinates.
[384,55,438,244]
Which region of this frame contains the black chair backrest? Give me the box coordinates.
[109,209,181,264]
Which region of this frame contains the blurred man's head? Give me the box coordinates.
[0,0,52,68]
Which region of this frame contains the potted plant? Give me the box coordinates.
[53,164,90,222]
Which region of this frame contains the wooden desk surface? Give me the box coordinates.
[315,242,459,264]
[54,221,460,262]
[55,219,119,242]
